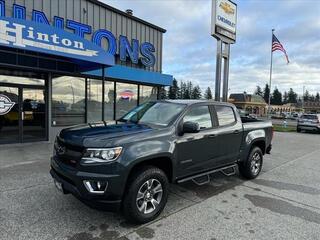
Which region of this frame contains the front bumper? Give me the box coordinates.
[298,124,320,131]
[50,156,124,212]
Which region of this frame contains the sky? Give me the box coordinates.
[101,0,320,96]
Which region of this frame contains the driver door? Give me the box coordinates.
[176,105,219,178]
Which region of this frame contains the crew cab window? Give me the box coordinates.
[183,106,212,129]
[215,105,236,126]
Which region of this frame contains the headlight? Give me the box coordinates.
[81,147,123,164]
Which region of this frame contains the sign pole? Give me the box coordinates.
[215,39,222,101]
[211,0,237,102]
[268,29,275,115]
[222,43,230,102]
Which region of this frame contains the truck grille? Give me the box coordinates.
[54,137,84,168]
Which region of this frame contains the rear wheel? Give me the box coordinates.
[239,147,263,179]
[123,166,169,224]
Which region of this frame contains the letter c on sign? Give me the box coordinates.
[92,30,117,55]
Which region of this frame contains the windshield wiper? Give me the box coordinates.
[117,118,139,124]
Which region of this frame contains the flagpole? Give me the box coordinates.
[268,29,275,116]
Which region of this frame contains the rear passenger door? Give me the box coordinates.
[213,105,243,167]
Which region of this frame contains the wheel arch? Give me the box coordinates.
[125,156,174,187]
[250,139,266,154]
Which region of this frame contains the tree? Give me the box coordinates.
[303,90,310,102]
[191,85,202,99]
[316,92,320,102]
[179,81,186,99]
[309,94,315,102]
[263,84,270,103]
[288,88,298,103]
[283,91,288,104]
[181,81,193,99]
[204,87,213,99]
[271,88,282,105]
[254,86,263,97]
[158,86,167,100]
[168,78,179,99]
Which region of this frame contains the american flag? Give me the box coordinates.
[272,34,289,63]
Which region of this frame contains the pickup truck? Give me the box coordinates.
[50,100,273,223]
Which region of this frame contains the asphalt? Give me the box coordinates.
[0,131,320,240]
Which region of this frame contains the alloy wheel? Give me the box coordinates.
[136,179,163,214]
[250,152,261,175]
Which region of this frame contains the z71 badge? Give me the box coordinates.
[0,94,15,115]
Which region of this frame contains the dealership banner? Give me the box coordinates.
[0,16,115,66]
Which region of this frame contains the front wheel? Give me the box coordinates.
[239,147,263,179]
[123,166,169,224]
[297,127,301,133]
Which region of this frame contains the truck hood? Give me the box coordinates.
[59,121,154,147]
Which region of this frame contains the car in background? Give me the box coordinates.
[297,114,320,133]
[237,108,249,117]
[290,112,300,120]
[248,113,258,119]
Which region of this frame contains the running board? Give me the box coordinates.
[221,165,236,177]
[177,164,237,185]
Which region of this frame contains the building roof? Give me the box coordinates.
[89,0,167,33]
[229,93,266,104]
[304,101,320,108]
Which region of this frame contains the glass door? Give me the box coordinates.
[22,88,46,141]
[0,86,20,144]
[0,71,47,144]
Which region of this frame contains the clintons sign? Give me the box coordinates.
[0,0,156,67]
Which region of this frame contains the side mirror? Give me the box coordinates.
[183,121,200,133]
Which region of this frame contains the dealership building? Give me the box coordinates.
[0,0,172,144]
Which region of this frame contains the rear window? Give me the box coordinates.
[301,115,318,120]
[215,105,236,126]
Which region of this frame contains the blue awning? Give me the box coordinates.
[85,65,173,86]
[0,16,115,68]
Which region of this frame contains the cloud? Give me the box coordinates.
[101,0,320,95]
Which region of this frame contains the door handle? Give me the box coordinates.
[233,130,240,134]
[205,134,217,138]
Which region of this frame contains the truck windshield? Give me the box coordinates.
[302,115,317,120]
[120,102,185,126]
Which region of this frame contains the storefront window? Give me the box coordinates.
[104,81,115,121]
[87,79,102,122]
[139,85,158,104]
[116,83,138,119]
[52,76,85,125]
[0,73,45,86]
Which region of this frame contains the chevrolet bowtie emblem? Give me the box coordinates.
[220,2,235,15]
[0,94,15,115]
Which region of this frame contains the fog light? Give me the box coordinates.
[83,180,108,194]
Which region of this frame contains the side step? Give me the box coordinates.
[177,164,237,185]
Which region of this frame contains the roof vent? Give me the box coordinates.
[125,9,133,16]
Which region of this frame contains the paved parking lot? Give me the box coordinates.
[1,131,320,240]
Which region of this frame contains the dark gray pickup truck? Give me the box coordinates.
[50,100,273,223]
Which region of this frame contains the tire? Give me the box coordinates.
[297,127,301,133]
[122,166,169,224]
[239,147,263,179]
